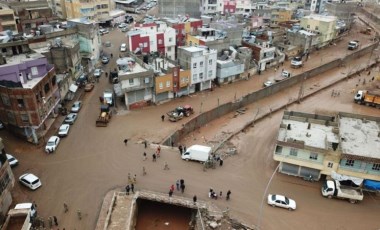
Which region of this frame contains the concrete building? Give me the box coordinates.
[235,0,253,15]
[127,22,176,60]
[0,138,15,218]
[158,0,201,18]
[162,17,203,47]
[116,56,154,109]
[300,14,337,48]
[274,111,380,182]
[0,4,17,34]
[216,58,245,84]
[67,18,101,72]
[209,18,245,46]
[201,0,223,15]
[325,2,358,28]
[177,46,217,93]
[65,0,114,22]
[270,8,293,25]
[185,28,231,52]
[223,0,237,15]
[0,53,59,143]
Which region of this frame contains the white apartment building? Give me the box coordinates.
[201,0,224,15]
[177,46,217,93]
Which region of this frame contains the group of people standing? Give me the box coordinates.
[169,179,186,197]
[209,188,231,200]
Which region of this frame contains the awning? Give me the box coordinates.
[69,84,78,93]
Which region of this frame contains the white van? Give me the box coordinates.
[181,145,212,162]
[120,43,127,52]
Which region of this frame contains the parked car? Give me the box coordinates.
[6,154,18,167]
[267,194,296,211]
[104,41,111,47]
[120,43,127,52]
[58,124,70,137]
[101,56,110,64]
[281,70,291,78]
[121,27,129,32]
[64,113,78,125]
[99,28,109,35]
[71,101,82,112]
[19,173,42,190]
[94,69,102,78]
[45,136,60,153]
[118,23,128,28]
[263,80,273,87]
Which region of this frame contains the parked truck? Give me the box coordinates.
[321,180,364,203]
[348,40,359,50]
[181,145,212,162]
[354,90,380,108]
[167,105,194,122]
[291,56,303,68]
[1,203,37,230]
[96,104,112,127]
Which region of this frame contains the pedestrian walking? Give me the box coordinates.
[152,153,157,162]
[133,174,137,183]
[143,152,147,161]
[157,145,161,155]
[193,195,197,204]
[183,145,187,153]
[111,53,113,58]
[164,162,170,170]
[171,141,174,148]
[161,114,165,121]
[181,184,186,193]
[180,179,185,185]
[124,139,128,145]
[170,184,175,192]
[125,185,130,195]
[128,173,131,183]
[219,191,223,198]
[176,180,180,191]
[142,166,147,175]
[226,190,231,200]
[219,159,223,166]
[77,210,82,220]
[209,188,213,198]
[48,217,53,228]
[144,140,147,148]
[53,216,58,226]
[63,203,69,213]
[105,72,108,78]
[169,190,173,197]
[131,183,134,193]
[178,145,183,154]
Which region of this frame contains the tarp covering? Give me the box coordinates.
[331,171,363,186]
[364,180,380,191]
[69,84,78,93]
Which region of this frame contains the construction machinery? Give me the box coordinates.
[96,104,112,127]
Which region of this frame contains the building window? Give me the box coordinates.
[7,111,15,124]
[289,148,298,156]
[1,95,10,106]
[31,67,38,76]
[144,78,150,84]
[44,83,50,94]
[129,79,134,85]
[158,39,163,44]
[315,26,319,30]
[159,82,163,89]
[275,145,282,154]
[327,162,333,168]
[173,82,177,88]
[144,42,148,47]
[208,59,212,65]
[200,61,204,67]
[345,159,355,167]
[0,172,10,194]
[309,153,318,160]
[20,114,29,123]
[193,63,197,69]
[17,99,25,108]
[166,80,170,87]
[372,163,380,171]
[199,73,203,79]
[193,74,197,81]
[208,70,212,77]
[52,75,57,86]
[167,47,171,51]
[169,38,173,42]
[307,25,310,29]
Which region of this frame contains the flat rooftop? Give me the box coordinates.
[278,119,339,149]
[117,57,147,76]
[339,117,380,159]
[5,53,45,66]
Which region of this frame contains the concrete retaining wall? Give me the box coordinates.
[162,42,378,146]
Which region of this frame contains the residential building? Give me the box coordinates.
[67,18,101,72]
[271,8,292,25]
[0,53,59,143]
[223,0,236,15]
[216,57,245,84]
[308,0,327,14]
[177,46,217,93]
[186,28,231,52]
[116,55,154,110]
[209,19,245,46]
[0,138,15,217]
[235,0,253,15]
[65,0,113,22]
[201,0,223,15]
[162,17,203,47]
[274,111,380,182]
[0,4,17,34]
[8,0,59,33]
[158,0,201,18]
[127,22,176,60]
[300,14,337,48]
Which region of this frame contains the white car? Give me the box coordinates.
[99,28,109,35]
[64,113,78,125]
[118,23,127,28]
[58,124,70,137]
[19,173,42,190]
[94,69,102,78]
[45,136,60,153]
[71,101,82,113]
[267,194,296,211]
[281,70,291,78]
[263,80,273,87]
[120,43,127,52]
[6,153,18,167]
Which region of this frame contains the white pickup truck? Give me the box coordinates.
[291,56,303,68]
[321,180,363,203]
[348,40,359,50]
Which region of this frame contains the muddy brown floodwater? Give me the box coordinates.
[135,199,193,230]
